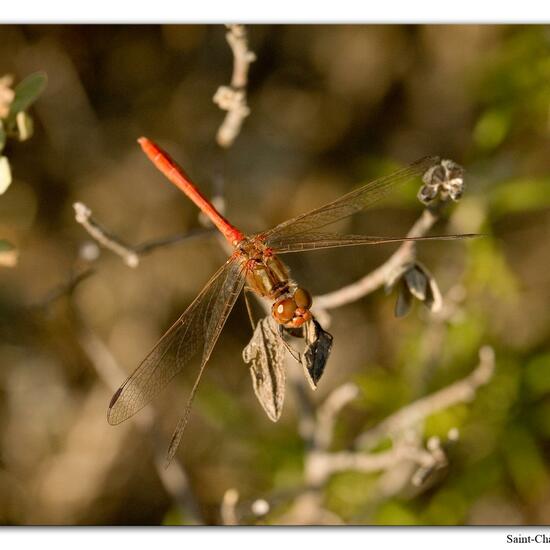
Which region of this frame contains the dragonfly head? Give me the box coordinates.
[272,287,313,328]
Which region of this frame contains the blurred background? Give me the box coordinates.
[0,24,550,525]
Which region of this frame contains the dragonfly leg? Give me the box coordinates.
[243,287,258,330]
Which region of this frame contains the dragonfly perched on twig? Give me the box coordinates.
[107,138,475,465]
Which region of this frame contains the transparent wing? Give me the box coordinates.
[262,156,439,247]
[271,231,478,254]
[107,256,245,429]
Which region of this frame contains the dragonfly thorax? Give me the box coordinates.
[236,239,314,329]
[244,249,290,300]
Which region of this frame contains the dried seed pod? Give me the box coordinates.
[419,262,443,313]
[385,261,413,293]
[391,261,443,316]
[395,280,413,318]
[419,159,465,205]
[301,318,333,390]
[404,265,428,301]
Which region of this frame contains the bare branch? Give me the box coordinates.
[313,207,440,312]
[314,382,359,451]
[356,345,495,449]
[73,202,139,267]
[214,24,256,148]
[307,440,435,486]
[73,201,213,268]
[299,346,493,489]
[134,227,213,255]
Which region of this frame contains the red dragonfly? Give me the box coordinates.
[108,138,473,464]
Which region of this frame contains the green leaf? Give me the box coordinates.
[0,155,12,194]
[7,71,47,123]
[0,239,18,267]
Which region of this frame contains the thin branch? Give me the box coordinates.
[134,227,214,255]
[73,201,214,268]
[313,206,440,312]
[31,267,95,309]
[355,345,495,449]
[73,202,139,267]
[313,382,359,451]
[302,346,493,488]
[214,24,256,148]
[306,440,436,486]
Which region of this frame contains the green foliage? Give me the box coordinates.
[489,177,550,216]
[0,71,47,198]
[325,471,379,520]
[375,500,419,525]
[503,424,550,503]
[473,108,511,151]
[524,353,550,399]
[5,71,47,127]
[474,27,550,148]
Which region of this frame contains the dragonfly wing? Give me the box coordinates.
[270,231,478,254]
[262,156,439,246]
[107,256,245,427]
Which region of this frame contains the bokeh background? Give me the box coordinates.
[1,24,550,525]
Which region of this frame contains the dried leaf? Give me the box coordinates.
[301,318,333,390]
[394,281,412,317]
[405,265,428,301]
[0,156,12,194]
[0,239,18,267]
[243,316,286,422]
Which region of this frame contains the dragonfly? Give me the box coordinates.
[107,137,475,465]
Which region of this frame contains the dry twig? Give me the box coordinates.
[302,346,494,488]
[73,201,212,269]
[313,206,441,313]
[356,345,495,449]
[73,202,139,267]
[213,25,256,148]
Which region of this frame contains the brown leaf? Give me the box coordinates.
[243,316,286,422]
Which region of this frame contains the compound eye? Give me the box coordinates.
[272,298,296,324]
[293,287,312,309]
